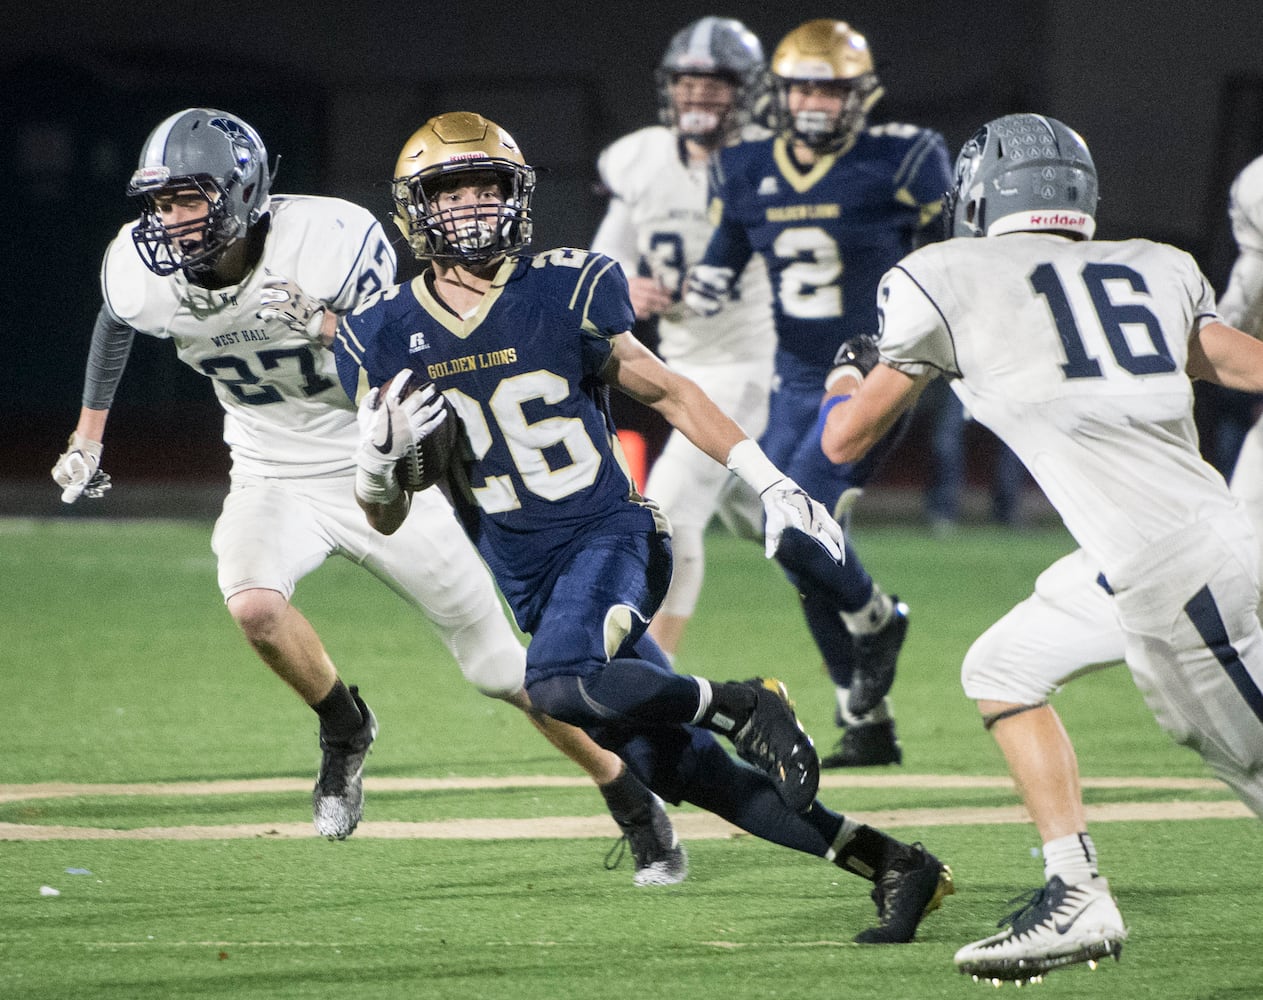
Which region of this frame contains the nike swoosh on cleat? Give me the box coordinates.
[1053,900,1095,934]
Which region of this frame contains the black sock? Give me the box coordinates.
[698,681,757,735]
[831,823,904,881]
[313,679,363,741]
[598,764,653,826]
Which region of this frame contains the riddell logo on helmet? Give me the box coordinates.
[1028,212,1090,229]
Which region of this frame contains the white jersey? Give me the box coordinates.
[593,124,774,366]
[101,195,396,479]
[878,233,1236,577]
[1221,154,1263,338]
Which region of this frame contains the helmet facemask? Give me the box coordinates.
[654,17,766,145]
[776,75,881,153]
[665,73,742,145]
[129,174,241,276]
[394,162,534,266]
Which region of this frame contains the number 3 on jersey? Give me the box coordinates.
[1031,262,1177,379]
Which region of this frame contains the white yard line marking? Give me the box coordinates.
[0,773,1227,804]
[0,800,1250,842]
[0,774,1244,842]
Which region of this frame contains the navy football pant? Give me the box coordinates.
[760,379,910,689]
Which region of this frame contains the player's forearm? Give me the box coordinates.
[1189,320,1263,392]
[821,365,923,464]
[355,491,409,535]
[75,407,110,443]
[699,212,753,277]
[82,305,136,411]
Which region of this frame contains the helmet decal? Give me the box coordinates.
[948,114,1098,240]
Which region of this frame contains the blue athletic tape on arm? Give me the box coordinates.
[813,394,851,443]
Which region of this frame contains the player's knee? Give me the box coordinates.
[446,618,527,697]
[960,630,1057,704]
[226,588,290,643]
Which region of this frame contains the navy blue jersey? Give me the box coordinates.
[702,124,951,388]
[333,249,666,632]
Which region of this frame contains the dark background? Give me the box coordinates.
[4,2,1263,515]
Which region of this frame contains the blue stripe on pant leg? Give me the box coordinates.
[1183,585,1263,723]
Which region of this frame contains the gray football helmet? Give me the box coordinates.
[656,17,766,143]
[128,108,272,276]
[948,114,1098,239]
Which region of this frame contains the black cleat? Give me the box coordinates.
[605,791,688,887]
[848,599,909,717]
[729,678,820,812]
[820,720,903,768]
[854,842,954,944]
[312,686,377,840]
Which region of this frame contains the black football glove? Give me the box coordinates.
[825,334,881,392]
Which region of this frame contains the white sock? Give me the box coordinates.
[839,586,893,636]
[1043,832,1098,886]
[689,677,713,726]
[836,687,892,726]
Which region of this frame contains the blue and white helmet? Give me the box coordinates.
[656,17,766,142]
[127,108,272,275]
[949,114,1098,239]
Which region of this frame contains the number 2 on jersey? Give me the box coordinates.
[1030,262,1177,379]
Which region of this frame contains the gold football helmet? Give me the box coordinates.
[392,111,535,265]
[770,20,883,152]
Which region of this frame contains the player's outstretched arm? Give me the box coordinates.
[606,332,842,560]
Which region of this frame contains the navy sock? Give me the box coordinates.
[776,528,873,611]
[679,737,843,856]
[801,592,857,689]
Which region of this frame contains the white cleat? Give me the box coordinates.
[955,875,1126,983]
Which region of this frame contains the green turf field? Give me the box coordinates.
[2,517,1259,999]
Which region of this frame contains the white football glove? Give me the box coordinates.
[257,274,327,340]
[354,370,450,501]
[761,479,845,562]
[52,432,110,504]
[683,265,735,318]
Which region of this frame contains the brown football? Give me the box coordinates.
[379,371,460,492]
